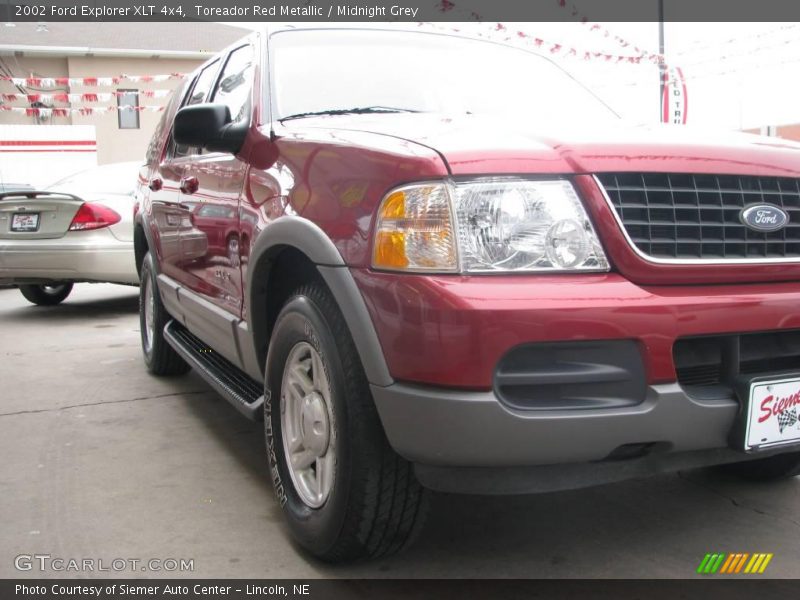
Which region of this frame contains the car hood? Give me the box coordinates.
[290,113,800,178]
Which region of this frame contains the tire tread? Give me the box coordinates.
[140,253,189,376]
[287,281,427,562]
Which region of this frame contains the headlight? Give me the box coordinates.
[372,178,608,273]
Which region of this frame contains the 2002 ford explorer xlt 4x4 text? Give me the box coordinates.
[134,26,800,562]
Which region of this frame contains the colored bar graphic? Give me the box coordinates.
[758,554,774,573]
[734,553,749,573]
[719,554,736,574]
[710,553,726,573]
[697,552,772,575]
[750,554,766,573]
[744,554,759,573]
[697,554,711,573]
[697,554,713,574]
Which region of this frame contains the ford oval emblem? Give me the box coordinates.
[740,204,789,233]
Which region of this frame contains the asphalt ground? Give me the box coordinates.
[0,283,798,579]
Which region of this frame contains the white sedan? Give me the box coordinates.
[0,162,140,305]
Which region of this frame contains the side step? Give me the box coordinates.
[164,320,264,421]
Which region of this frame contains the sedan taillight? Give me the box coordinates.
[68,202,121,231]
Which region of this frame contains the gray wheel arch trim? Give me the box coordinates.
[246,216,394,387]
[134,212,158,276]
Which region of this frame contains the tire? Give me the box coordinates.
[716,451,800,481]
[264,281,428,562]
[139,252,189,376]
[19,283,73,306]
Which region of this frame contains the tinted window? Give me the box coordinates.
[212,45,254,125]
[145,81,184,164]
[172,60,220,158]
[187,62,220,107]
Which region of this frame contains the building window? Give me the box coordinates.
[117,89,140,129]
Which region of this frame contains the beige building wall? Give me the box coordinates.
[0,55,205,164]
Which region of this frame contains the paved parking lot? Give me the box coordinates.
[0,283,798,578]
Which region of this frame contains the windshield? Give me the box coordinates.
[271,29,617,123]
[47,162,139,196]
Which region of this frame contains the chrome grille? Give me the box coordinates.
[597,173,800,260]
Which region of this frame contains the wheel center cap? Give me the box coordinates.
[300,391,329,456]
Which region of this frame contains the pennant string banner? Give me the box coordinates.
[0,73,187,88]
[0,90,172,103]
[555,0,664,62]
[418,20,666,66]
[0,105,166,116]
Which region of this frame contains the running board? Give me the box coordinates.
[164,320,264,421]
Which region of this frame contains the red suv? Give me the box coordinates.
[136,26,800,562]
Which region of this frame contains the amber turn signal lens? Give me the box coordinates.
[374,231,409,269]
[371,185,457,272]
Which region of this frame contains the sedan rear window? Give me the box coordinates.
[47,163,139,196]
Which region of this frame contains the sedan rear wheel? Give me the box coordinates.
[19,283,73,306]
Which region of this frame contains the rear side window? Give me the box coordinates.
[212,44,255,125]
[171,60,220,158]
[145,80,185,164]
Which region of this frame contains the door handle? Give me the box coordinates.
[180,176,199,195]
[148,178,163,192]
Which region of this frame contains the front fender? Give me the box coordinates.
[246,216,393,387]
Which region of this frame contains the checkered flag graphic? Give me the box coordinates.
[777,408,798,434]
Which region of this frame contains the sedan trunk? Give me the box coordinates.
[0,191,84,240]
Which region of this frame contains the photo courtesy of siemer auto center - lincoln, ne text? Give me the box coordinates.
[1,0,800,598]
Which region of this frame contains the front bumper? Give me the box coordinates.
[0,230,138,285]
[372,382,739,467]
[355,270,800,482]
[372,381,800,494]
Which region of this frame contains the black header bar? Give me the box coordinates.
[4,0,800,22]
[2,579,797,600]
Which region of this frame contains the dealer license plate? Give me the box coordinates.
[11,212,40,232]
[745,376,800,450]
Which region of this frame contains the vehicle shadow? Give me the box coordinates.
[173,379,800,577]
[179,382,274,493]
[0,289,139,321]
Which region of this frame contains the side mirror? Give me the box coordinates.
[173,103,248,155]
